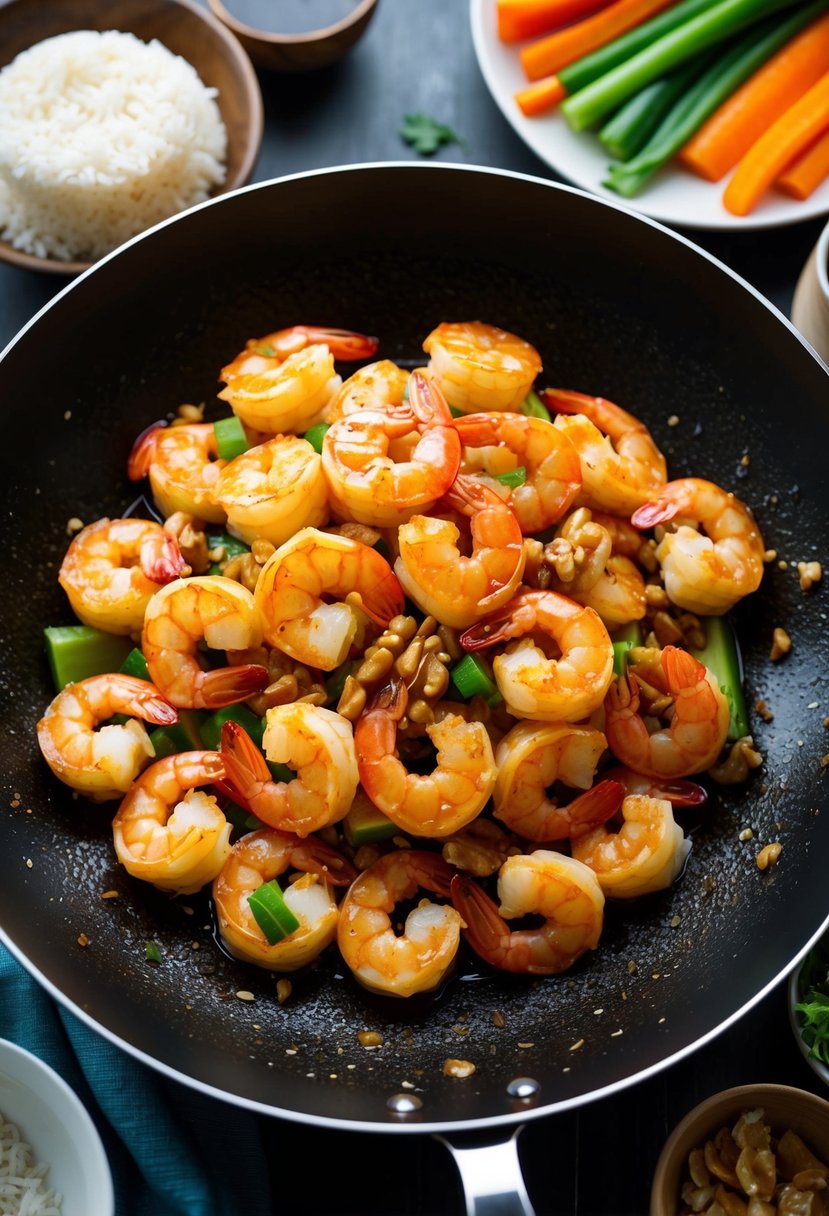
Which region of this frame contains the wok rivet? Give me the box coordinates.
[506,1077,540,1101]
[386,1093,423,1114]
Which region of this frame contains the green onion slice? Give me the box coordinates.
[303,423,330,454]
[520,391,552,422]
[120,647,150,681]
[450,654,502,706]
[248,880,300,945]
[213,416,249,461]
[491,466,527,489]
[145,941,162,964]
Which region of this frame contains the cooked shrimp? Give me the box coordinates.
[546,510,646,626]
[423,321,542,413]
[213,435,328,548]
[112,750,231,893]
[219,335,353,433]
[324,360,409,424]
[337,850,461,997]
[142,576,269,709]
[254,526,404,669]
[220,324,378,383]
[574,556,647,628]
[213,827,356,971]
[220,708,359,836]
[631,477,765,614]
[354,677,497,838]
[542,388,667,514]
[604,645,730,779]
[605,764,708,807]
[394,475,526,630]
[571,794,690,898]
[461,590,614,723]
[37,673,178,801]
[450,851,605,975]
[58,517,185,634]
[591,511,645,558]
[493,720,617,841]
[321,372,461,527]
[128,421,227,524]
[455,412,582,532]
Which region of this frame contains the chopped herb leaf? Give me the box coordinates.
[145,940,162,964]
[400,113,466,157]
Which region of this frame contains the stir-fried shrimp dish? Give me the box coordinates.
[37,319,768,1003]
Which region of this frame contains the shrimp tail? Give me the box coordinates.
[219,720,272,811]
[606,671,641,716]
[408,851,457,898]
[630,496,680,529]
[564,779,626,839]
[450,874,511,969]
[459,595,536,652]
[300,326,379,361]
[367,676,408,723]
[358,563,406,629]
[442,472,493,516]
[661,644,706,691]
[140,532,186,584]
[293,838,358,887]
[127,420,167,480]
[199,664,269,710]
[603,764,708,807]
[409,371,453,428]
[116,675,179,726]
[539,387,603,417]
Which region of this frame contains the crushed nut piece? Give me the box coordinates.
[754,698,774,723]
[739,828,754,842]
[569,1038,585,1052]
[276,979,292,1004]
[101,889,119,899]
[798,560,822,592]
[235,989,255,1002]
[66,516,84,536]
[770,627,792,661]
[667,414,680,427]
[443,1059,476,1079]
[358,1030,384,1048]
[492,1011,506,1029]
[77,932,89,947]
[756,842,782,871]
[709,737,763,785]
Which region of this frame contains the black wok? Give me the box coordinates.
[1,164,828,1211]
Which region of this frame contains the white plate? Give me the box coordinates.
[470,0,829,231]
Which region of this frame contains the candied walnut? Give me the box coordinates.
[325,521,382,548]
[705,1129,741,1188]
[442,818,517,877]
[733,1110,771,1153]
[443,1059,476,1079]
[735,1148,776,1202]
[689,1149,713,1189]
[798,561,823,592]
[652,610,685,648]
[770,627,792,661]
[223,551,261,593]
[746,1200,776,1216]
[778,1132,829,1182]
[794,1172,829,1193]
[708,738,763,786]
[755,842,782,871]
[777,1184,827,1216]
[715,1185,748,1216]
[682,1182,715,1212]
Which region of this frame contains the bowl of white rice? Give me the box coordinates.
[0,0,263,275]
[0,1038,113,1216]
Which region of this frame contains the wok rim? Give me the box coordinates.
[3,160,829,1133]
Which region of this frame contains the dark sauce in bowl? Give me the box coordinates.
[221,0,363,33]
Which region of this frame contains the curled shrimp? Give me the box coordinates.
[604,764,708,807]
[542,388,667,515]
[219,324,379,382]
[493,720,618,841]
[542,509,646,627]
[571,794,690,898]
[324,360,408,424]
[128,422,227,524]
[213,435,328,548]
[112,750,231,894]
[142,576,269,709]
[254,526,404,670]
[422,321,542,413]
[631,477,765,614]
[394,474,526,630]
[321,372,461,527]
[455,412,582,533]
[37,673,178,801]
[450,851,605,975]
[604,645,730,779]
[337,850,461,997]
[461,590,614,723]
[58,517,185,634]
[220,708,359,836]
[213,828,356,971]
[354,677,497,838]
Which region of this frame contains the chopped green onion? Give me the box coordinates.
[449,405,465,419]
[120,647,150,681]
[611,621,643,677]
[145,941,162,964]
[223,801,263,833]
[247,880,300,945]
[326,660,358,703]
[343,800,398,846]
[520,391,552,422]
[267,762,295,783]
[44,626,134,691]
[303,423,330,454]
[450,654,502,706]
[373,537,391,561]
[213,416,249,461]
[206,531,250,575]
[200,704,265,752]
[491,466,527,489]
[690,615,749,742]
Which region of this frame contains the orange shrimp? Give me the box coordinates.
[219,325,379,382]
[571,794,690,898]
[128,421,227,524]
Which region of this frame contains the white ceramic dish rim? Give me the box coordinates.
[469,0,829,233]
[787,962,829,1088]
[0,1037,114,1215]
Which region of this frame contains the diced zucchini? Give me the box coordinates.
[200,704,265,751]
[120,647,150,681]
[148,709,207,758]
[343,799,398,846]
[691,615,749,742]
[45,626,134,691]
[611,620,643,677]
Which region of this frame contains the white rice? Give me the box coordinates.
[0,1111,62,1216]
[0,29,228,262]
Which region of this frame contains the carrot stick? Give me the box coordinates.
[723,71,829,216]
[519,0,677,81]
[680,9,829,182]
[777,129,829,200]
[514,75,568,115]
[498,0,612,42]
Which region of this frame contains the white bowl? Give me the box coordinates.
[0,1038,114,1216]
[788,960,829,1089]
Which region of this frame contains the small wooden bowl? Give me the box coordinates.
[206,0,379,72]
[0,0,264,276]
[650,1083,829,1216]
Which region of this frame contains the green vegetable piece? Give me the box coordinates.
[247,880,300,945]
[343,799,398,847]
[120,647,150,681]
[44,626,134,691]
[520,391,552,422]
[598,61,703,162]
[450,654,503,706]
[303,423,330,454]
[492,466,527,489]
[690,615,749,743]
[213,416,249,461]
[148,710,207,759]
[400,112,466,157]
[200,704,265,752]
[449,405,465,419]
[268,762,295,783]
[145,941,162,964]
[223,801,263,833]
[611,620,643,677]
[206,531,250,575]
[326,660,359,703]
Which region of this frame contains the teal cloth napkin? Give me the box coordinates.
[0,942,273,1216]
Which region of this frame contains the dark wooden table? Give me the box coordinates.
[1,2,826,1213]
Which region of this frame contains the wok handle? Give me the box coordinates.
[435,1126,536,1216]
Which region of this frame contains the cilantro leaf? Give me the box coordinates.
[400,113,466,157]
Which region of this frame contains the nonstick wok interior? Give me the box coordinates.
[1,165,827,1129]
